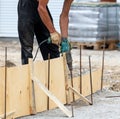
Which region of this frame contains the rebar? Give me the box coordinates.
[4,47,7,119]
[101,38,105,91]
[47,53,50,110]
[80,45,82,94]
[89,56,93,105]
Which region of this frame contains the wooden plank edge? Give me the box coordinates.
[69,86,92,105]
[33,77,72,118]
[0,110,15,119]
[29,59,36,114]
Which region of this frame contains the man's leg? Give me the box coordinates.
[34,20,60,60]
[18,20,34,64]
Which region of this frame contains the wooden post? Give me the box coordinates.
[29,59,36,114]
[68,86,92,105]
[62,53,70,104]
[33,77,72,118]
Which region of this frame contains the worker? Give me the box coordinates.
[37,0,73,70]
[18,0,73,69]
[17,0,60,64]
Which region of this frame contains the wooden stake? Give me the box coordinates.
[69,86,92,105]
[29,59,36,114]
[33,77,72,117]
[62,53,70,104]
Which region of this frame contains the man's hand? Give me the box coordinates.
[60,37,70,53]
[48,32,61,46]
[61,37,72,70]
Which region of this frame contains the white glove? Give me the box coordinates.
[50,32,61,46]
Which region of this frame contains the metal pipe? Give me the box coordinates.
[70,69,75,101]
[68,88,74,117]
[80,45,82,94]
[47,53,50,110]
[4,47,7,119]
[106,95,120,98]
[89,56,93,105]
[101,38,105,91]
[71,103,74,117]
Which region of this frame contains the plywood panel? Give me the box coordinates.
[82,69,101,96]
[82,73,91,97]
[48,57,66,109]
[68,69,101,101]
[0,67,5,115]
[67,79,74,103]
[71,77,80,100]
[91,69,101,93]
[6,65,30,118]
[33,60,48,112]
[33,57,66,110]
[0,57,101,119]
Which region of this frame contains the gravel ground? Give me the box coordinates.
[0,38,120,119]
[18,89,120,119]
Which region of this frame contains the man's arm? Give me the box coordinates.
[60,0,73,71]
[37,0,56,33]
[37,0,61,46]
[60,0,73,38]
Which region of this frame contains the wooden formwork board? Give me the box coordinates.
[46,58,66,109]
[67,69,101,102]
[0,65,30,118]
[33,58,66,110]
[30,60,48,113]
[0,67,5,117]
[0,57,101,119]
[0,57,66,118]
